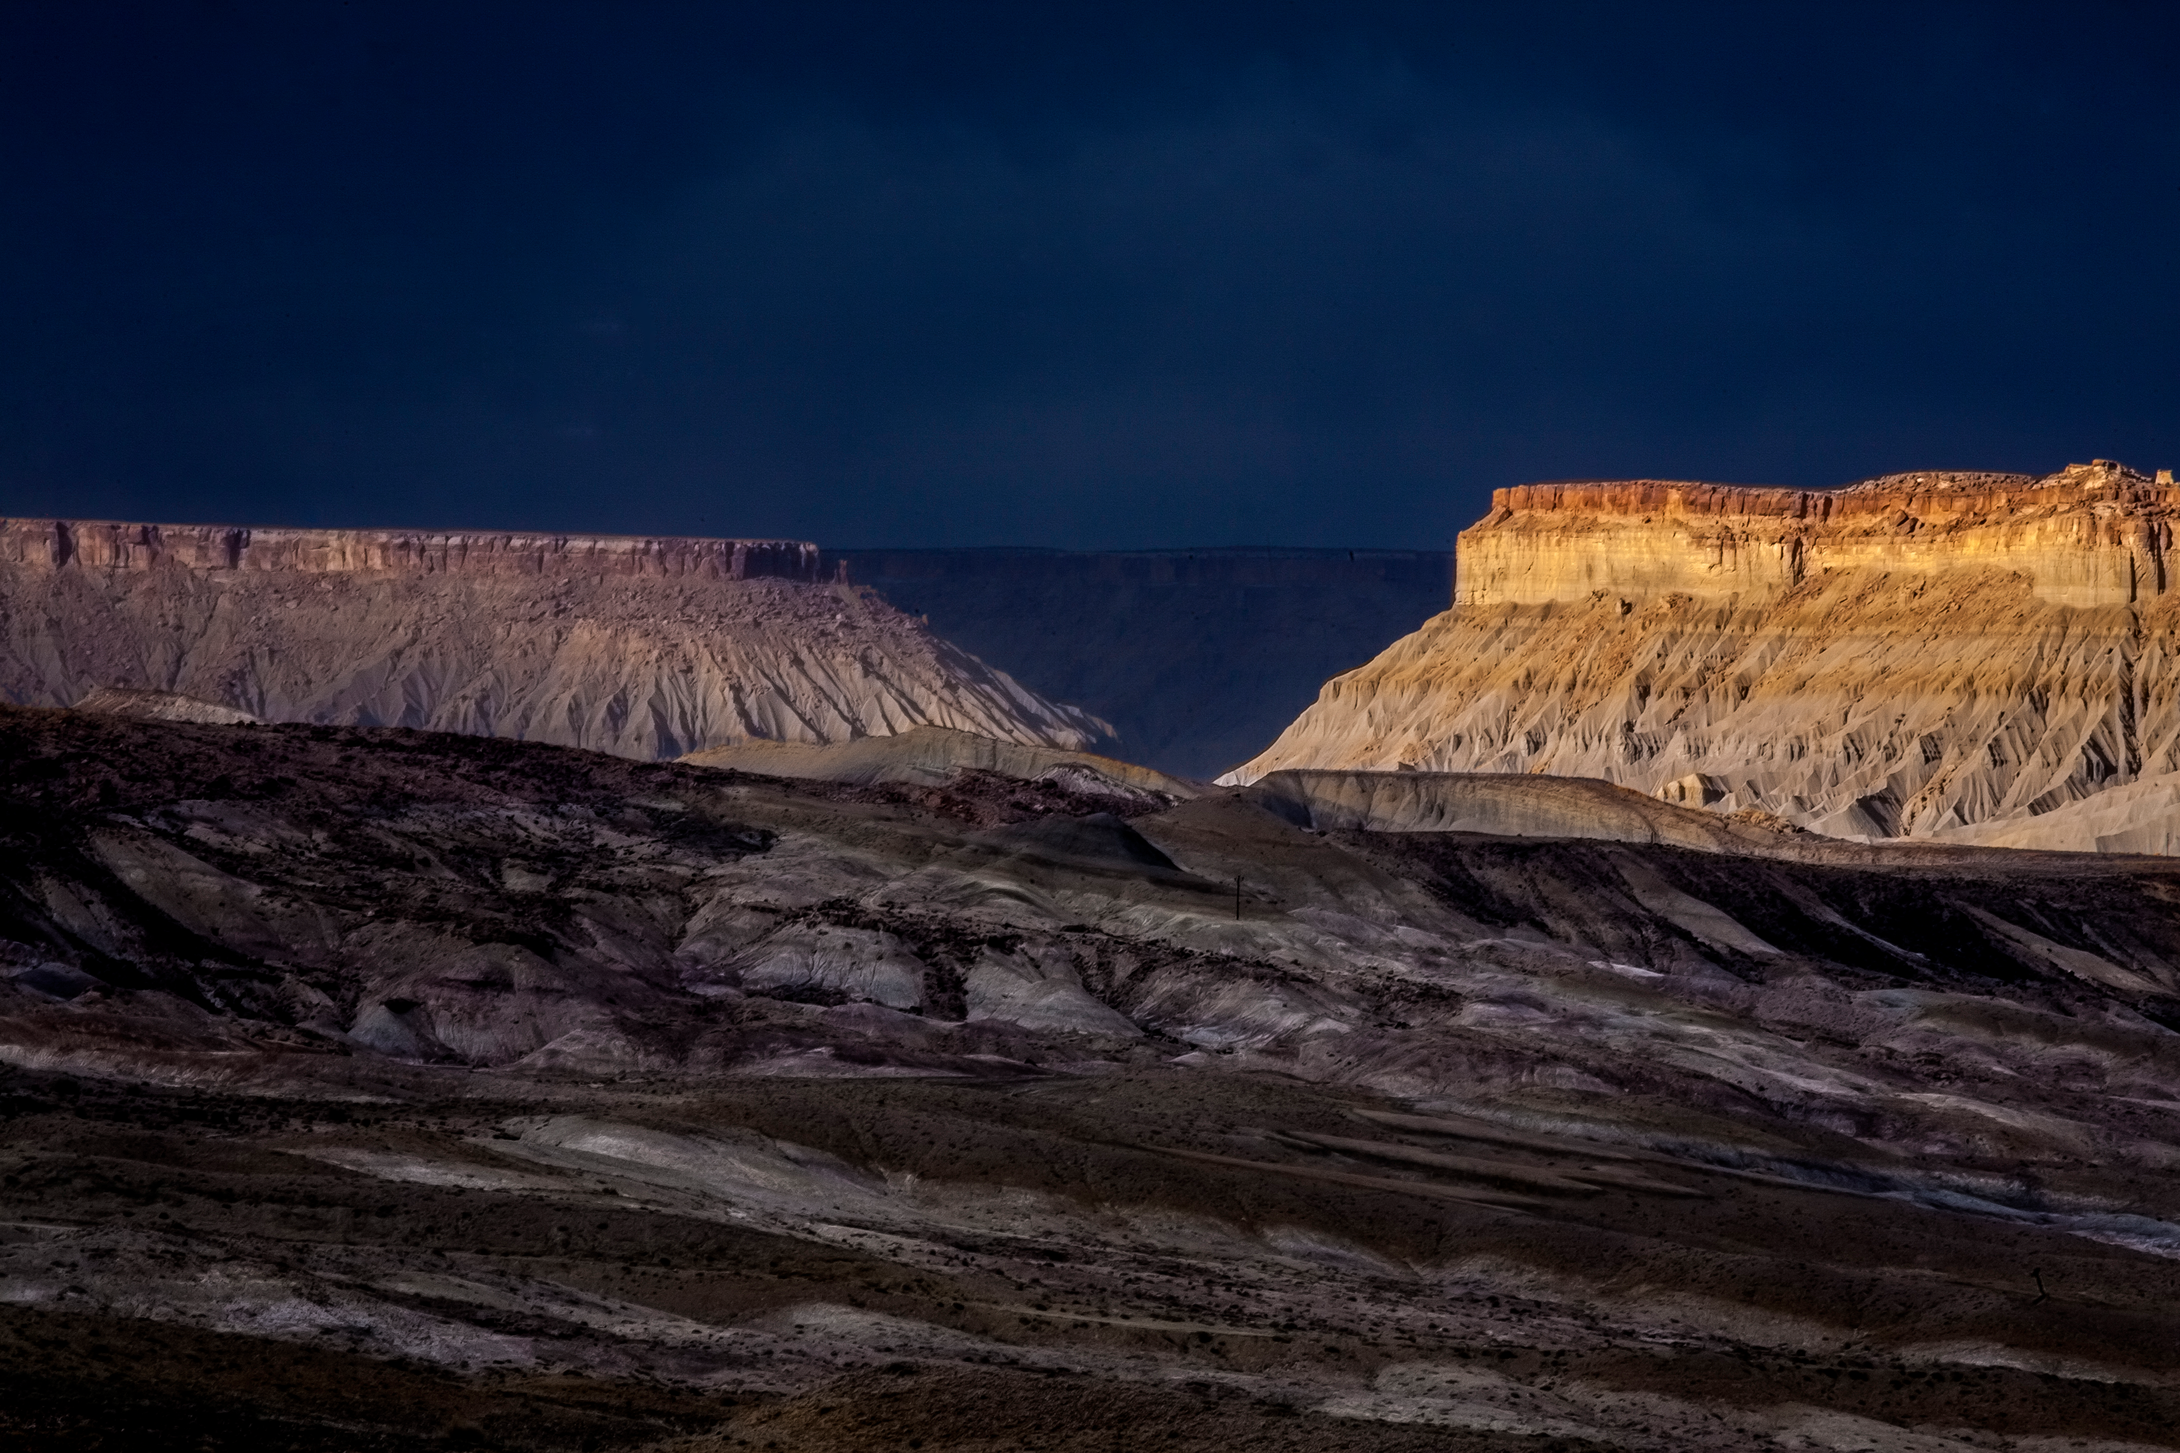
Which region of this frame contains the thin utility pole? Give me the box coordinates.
[1234,875,1242,921]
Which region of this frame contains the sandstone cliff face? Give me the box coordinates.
[0,520,1107,759]
[1226,461,2180,847]
[1456,462,2172,609]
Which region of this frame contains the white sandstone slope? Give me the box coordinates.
[1225,461,2180,849]
[0,519,1108,759]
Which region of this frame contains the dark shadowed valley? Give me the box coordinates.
[831,548,1453,780]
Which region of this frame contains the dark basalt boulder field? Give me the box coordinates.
[4,704,2180,1450]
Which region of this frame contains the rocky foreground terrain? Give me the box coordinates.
[0,520,1105,760]
[6,705,2180,1449]
[1228,460,2180,852]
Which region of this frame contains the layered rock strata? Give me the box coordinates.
[0,519,1106,759]
[1227,460,2180,846]
[1456,462,2172,609]
[3,519,825,582]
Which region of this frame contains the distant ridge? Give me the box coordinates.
[0,517,1106,760]
[4,518,822,581]
[829,546,1454,779]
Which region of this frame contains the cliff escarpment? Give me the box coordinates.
[1227,460,2180,849]
[0,519,1107,759]
[1456,461,2173,609]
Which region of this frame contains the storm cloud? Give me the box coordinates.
[1,3,2174,547]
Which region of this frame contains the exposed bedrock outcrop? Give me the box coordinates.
[1228,460,2180,847]
[0,519,1107,760]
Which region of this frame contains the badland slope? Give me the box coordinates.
[8,707,2180,1445]
[0,519,1105,759]
[831,547,1453,779]
[1228,460,2180,847]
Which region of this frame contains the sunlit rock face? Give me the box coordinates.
[1225,461,2180,846]
[1455,461,2173,609]
[0,520,1108,759]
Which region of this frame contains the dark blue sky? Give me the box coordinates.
[2,3,2175,549]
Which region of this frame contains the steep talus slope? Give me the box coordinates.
[1229,460,2180,845]
[10,708,2180,1446]
[832,547,1453,778]
[0,519,1105,759]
